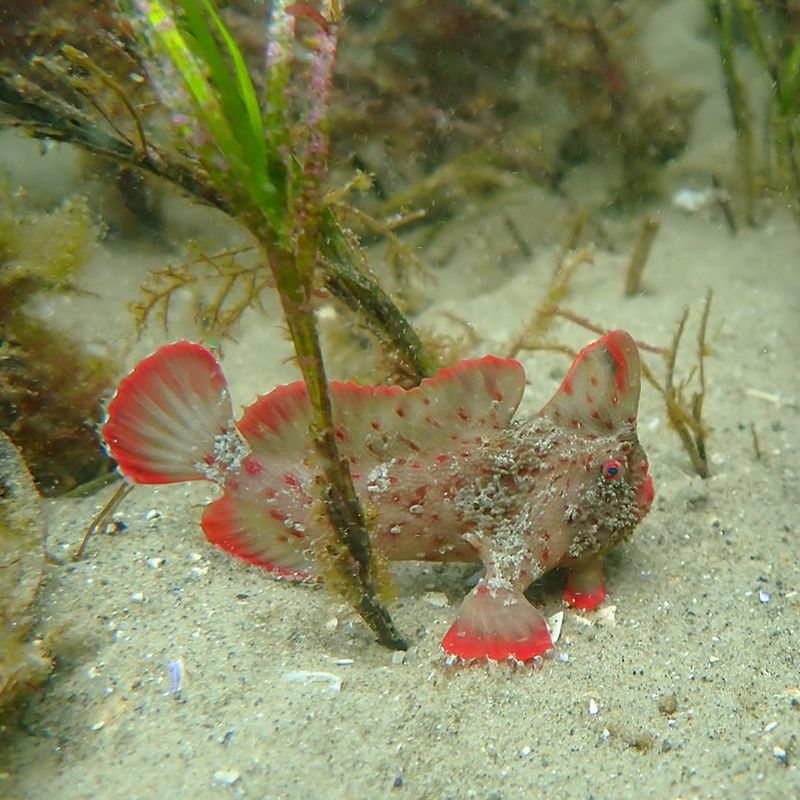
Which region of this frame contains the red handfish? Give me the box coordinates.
[103,330,654,662]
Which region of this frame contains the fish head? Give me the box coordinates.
[540,330,654,558]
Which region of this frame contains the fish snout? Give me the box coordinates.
[637,470,655,513]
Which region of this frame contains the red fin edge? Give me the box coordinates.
[563,556,607,611]
[546,330,641,433]
[103,341,234,484]
[563,580,607,611]
[201,490,317,581]
[442,584,553,662]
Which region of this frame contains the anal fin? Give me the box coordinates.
[201,489,317,581]
[442,582,553,662]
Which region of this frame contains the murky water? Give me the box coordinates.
[1,2,799,798]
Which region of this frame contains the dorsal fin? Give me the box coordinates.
[236,356,525,461]
[541,330,642,434]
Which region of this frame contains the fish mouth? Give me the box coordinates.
[637,470,655,513]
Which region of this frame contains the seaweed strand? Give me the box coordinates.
[706,0,757,224]
[641,289,713,478]
[134,0,406,649]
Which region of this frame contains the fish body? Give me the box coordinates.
[103,330,653,662]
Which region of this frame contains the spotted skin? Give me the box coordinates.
[103,331,654,662]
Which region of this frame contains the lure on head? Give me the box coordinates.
[543,329,642,434]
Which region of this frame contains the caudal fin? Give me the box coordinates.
[103,341,242,484]
[442,583,553,662]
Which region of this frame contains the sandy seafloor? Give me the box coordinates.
[2,3,800,799]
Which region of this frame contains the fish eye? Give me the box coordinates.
[602,459,624,480]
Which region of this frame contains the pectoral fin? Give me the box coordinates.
[442,582,553,662]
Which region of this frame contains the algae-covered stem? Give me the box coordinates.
[735,0,800,230]
[259,2,403,649]
[641,289,713,479]
[692,287,712,473]
[624,215,660,297]
[233,2,405,649]
[249,225,407,649]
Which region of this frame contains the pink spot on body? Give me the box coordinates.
[283,472,301,489]
[244,457,263,476]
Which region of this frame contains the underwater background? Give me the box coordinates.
[1,1,799,797]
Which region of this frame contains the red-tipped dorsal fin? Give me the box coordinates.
[103,341,243,484]
[237,356,525,462]
[542,330,641,434]
[442,583,553,662]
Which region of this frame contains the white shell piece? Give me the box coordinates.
[547,611,564,644]
[283,670,343,694]
[423,592,450,608]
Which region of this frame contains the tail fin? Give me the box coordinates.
[103,341,242,484]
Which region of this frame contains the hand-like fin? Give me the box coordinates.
[563,554,607,611]
[442,582,553,662]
